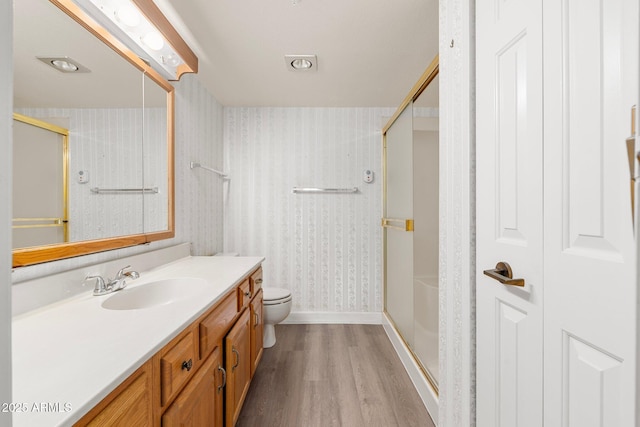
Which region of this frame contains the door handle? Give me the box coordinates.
[381,218,414,231]
[232,347,239,371]
[483,262,525,287]
[217,365,226,394]
[627,105,637,225]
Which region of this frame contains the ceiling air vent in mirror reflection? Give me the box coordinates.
[37,56,91,73]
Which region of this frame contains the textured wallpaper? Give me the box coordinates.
[223,107,394,313]
[15,107,167,242]
[439,0,476,425]
[13,74,225,282]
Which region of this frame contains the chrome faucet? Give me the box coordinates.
[85,265,140,296]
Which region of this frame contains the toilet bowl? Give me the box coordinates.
[262,287,292,348]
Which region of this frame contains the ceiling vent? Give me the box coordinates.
[284,55,317,71]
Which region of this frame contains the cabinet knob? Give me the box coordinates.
[244,291,251,298]
[181,359,193,372]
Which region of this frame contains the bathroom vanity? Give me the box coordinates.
[12,253,264,426]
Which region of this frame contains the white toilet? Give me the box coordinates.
[262,287,292,348]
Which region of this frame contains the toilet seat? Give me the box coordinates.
[263,287,292,305]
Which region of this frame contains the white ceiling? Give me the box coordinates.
[14,0,167,108]
[154,0,439,107]
[14,0,439,109]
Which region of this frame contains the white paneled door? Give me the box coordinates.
[476,0,544,425]
[543,0,638,425]
[477,0,638,425]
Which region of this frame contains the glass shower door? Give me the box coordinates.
[412,74,439,386]
[383,66,440,392]
[384,104,414,346]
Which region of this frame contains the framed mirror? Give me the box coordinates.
[12,0,175,267]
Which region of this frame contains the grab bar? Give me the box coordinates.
[190,161,228,178]
[90,187,158,194]
[12,217,65,229]
[292,187,359,194]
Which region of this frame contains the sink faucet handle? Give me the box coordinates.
[85,274,109,295]
[115,265,132,280]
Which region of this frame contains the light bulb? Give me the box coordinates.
[51,60,79,72]
[291,58,312,69]
[141,31,164,51]
[114,4,141,28]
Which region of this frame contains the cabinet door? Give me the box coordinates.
[225,309,251,427]
[75,362,153,426]
[162,347,224,427]
[250,289,264,378]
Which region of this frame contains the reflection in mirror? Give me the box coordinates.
[14,0,145,247]
[12,114,68,248]
[412,73,439,387]
[12,0,175,267]
[142,73,169,234]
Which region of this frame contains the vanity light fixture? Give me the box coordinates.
[70,0,197,80]
[285,54,317,71]
[37,56,91,73]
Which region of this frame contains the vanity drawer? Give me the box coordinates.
[238,279,251,310]
[199,290,238,359]
[250,267,263,295]
[160,330,197,406]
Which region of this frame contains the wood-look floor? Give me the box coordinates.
[236,324,435,427]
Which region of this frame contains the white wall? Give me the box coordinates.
[12,74,225,283]
[224,107,393,318]
[1,2,12,425]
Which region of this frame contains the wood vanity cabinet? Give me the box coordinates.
[199,289,238,360]
[238,279,251,311]
[250,289,264,377]
[250,268,262,294]
[161,346,224,427]
[74,361,153,426]
[225,309,251,427]
[75,266,263,427]
[158,330,199,407]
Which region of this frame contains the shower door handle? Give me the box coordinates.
[381,218,414,231]
[483,262,525,287]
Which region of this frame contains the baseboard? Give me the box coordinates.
[281,311,383,324]
[382,313,439,425]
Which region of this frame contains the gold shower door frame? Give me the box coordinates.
[12,113,69,244]
[382,55,439,394]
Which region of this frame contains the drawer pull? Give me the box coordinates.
[254,312,259,327]
[255,278,263,284]
[217,365,226,394]
[232,347,239,372]
[181,359,193,372]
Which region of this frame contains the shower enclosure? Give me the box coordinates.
[383,58,439,392]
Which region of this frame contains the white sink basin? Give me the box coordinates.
[101,278,210,310]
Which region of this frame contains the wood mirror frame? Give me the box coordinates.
[11,0,195,267]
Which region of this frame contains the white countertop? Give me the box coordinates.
[12,255,264,427]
